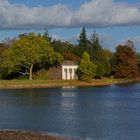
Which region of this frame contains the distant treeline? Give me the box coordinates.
[0,27,139,81]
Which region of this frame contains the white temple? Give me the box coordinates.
[61,61,78,80]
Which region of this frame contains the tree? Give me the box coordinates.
[137,53,140,74]
[63,51,81,63]
[51,40,81,62]
[101,49,113,76]
[0,43,8,64]
[1,32,63,80]
[90,31,111,77]
[0,39,14,64]
[52,40,74,54]
[0,39,16,79]
[77,52,96,82]
[77,27,89,57]
[43,29,52,43]
[90,30,102,61]
[91,31,101,51]
[112,41,139,78]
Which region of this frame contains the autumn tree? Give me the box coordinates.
[137,53,140,74]
[112,41,139,78]
[51,40,80,62]
[1,32,63,80]
[63,51,81,63]
[77,52,96,82]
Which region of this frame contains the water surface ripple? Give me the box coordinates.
[0,83,140,140]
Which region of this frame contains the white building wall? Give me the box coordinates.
[62,65,78,80]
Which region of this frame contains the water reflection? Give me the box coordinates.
[0,84,140,139]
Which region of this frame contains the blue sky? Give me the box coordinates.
[1,0,140,51]
[8,0,140,6]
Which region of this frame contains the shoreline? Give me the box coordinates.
[0,78,140,89]
[0,130,80,140]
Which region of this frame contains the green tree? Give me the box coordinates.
[111,41,139,78]
[89,31,112,77]
[77,52,96,82]
[91,31,101,57]
[1,32,63,80]
[43,29,52,43]
[77,27,89,57]
[52,40,74,54]
[0,43,8,64]
[102,49,113,76]
[0,39,17,79]
[52,40,81,63]
[90,31,102,59]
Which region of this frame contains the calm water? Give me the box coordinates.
[0,84,140,140]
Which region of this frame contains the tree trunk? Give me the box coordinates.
[29,64,33,80]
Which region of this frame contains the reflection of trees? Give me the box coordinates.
[14,89,51,106]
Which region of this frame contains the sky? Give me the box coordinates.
[0,0,140,51]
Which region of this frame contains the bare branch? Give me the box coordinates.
[18,72,29,75]
[19,64,30,69]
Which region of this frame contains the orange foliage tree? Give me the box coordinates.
[63,51,81,63]
[112,41,139,78]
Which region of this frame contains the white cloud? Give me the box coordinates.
[0,0,140,29]
[71,0,140,27]
[51,34,63,41]
[0,0,72,29]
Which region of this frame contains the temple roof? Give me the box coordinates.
[61,60,78,66]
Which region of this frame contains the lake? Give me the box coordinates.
[0,83,140,140]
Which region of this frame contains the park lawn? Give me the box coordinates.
[0,80,83,89]
[0,78,139,89]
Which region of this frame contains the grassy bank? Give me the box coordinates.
[0,78,140,89]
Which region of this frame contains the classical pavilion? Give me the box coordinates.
[48,60,78,80]
[61,61,78,80]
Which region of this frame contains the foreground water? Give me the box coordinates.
[0,83,140,140]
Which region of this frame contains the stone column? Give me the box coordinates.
[67,68,70,80]
[72,68,74,80]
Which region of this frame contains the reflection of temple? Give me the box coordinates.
[62,61,78,80]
